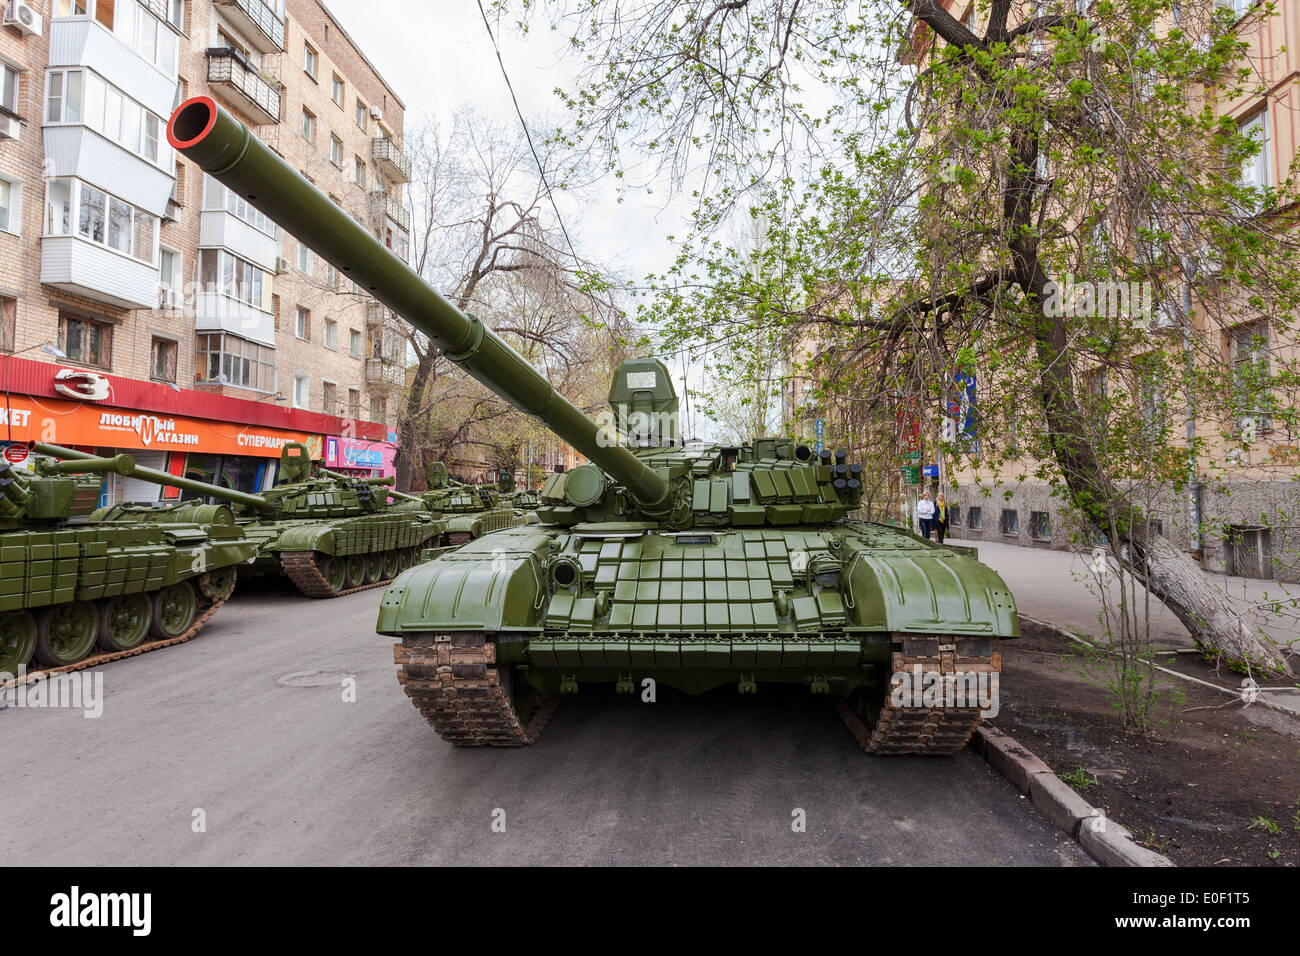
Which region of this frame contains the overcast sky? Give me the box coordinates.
[326,0,689,283]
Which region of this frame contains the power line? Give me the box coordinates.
[475,0,581,266]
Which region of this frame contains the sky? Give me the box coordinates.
[325,0,718,431]
[325,0,690,283]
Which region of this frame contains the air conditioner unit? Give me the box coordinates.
[158,286,182,310]
[0,116,19,140]
[4,1,42,36]
[369,105,383,121]
[1193,243,1223,276]
[275,256,290,274]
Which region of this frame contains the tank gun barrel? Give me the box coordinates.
[36,454,138,477]
[32,443,269,511]
[167,98,669,510]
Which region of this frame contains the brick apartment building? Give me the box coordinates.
[896,0,1300,582]
[0,0,411,501]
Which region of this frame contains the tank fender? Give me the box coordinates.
[271,525,336,555]
[844,548,1019,638]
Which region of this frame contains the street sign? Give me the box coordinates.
[814,418,824,454]
[4,443,29,463]
[901,465,920,485]
[922,464,939,478]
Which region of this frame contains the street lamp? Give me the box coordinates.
[4,341,68,443]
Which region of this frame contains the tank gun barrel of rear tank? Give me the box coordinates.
[35,454,139,477]
[316,466,422,503]
[167,98,670,511]
[32,442,269,511]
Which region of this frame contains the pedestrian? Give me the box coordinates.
[916,491,935,539]
[934,492,950,545]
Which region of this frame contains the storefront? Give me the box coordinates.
[0,392,322,503]
[324,435,397,479]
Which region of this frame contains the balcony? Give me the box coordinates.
[206,49,281,127]
[372,137,411,184]
[199,210,279,270]
[369,189,410,232]
[195,291,276,347]
[41,237,159,310]
[365,357,406,390]
[214,0,286,53]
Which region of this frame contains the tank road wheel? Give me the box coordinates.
[33,601,99,667]
[197,566,237,604]
[317,555,347,594]
[96,593,153,652]
[400,547,417,571]
[0,610,38,674]
[344,555,366,590]
[364,551,385,585]
[382,550,401,580]
[149,581,198,641]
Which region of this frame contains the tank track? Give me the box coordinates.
[281,551,401,599]
[0,593,229,691]
[395,631,560,746]
[836,635,1002,755]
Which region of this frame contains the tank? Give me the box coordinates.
[46,441,446,599]
[0,445,258,676]
[408,461,534,545]
[169,97,1019,754]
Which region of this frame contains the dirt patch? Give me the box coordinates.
[989,622,1300,866]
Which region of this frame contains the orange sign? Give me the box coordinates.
[0,396,319,458]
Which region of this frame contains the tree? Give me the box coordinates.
[505,0,1300,673]
[396,105,625,490]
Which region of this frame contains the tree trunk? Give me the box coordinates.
[395,348,438,492]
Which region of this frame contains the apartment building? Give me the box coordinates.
[902,0,1300,581]
[0,0,410,499]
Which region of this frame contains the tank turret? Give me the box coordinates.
[168,98,1018,755]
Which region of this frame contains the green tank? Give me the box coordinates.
[408,461,534,545]
[46,441,445,599]
[0,445,258,675]
[169,97,1019,754]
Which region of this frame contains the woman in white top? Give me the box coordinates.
[916,492,936,539]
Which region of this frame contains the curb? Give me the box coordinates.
[973,724,1175,867]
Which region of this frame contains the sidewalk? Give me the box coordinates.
[950,536,1300,714]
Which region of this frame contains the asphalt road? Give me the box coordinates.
[0,583,1090,866]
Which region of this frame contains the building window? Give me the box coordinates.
[196,333,276,391]
[0,296,15,352]
[293,373,309,409]
[0,177,19,234]
[354,156,366,189]
[1230,321,1271,433]
[967,506,982,530]
[167,0,184,30]
[1135,354,1167,441]
[322,380,337,414]
[323,261,337,288]
[295,306,310,340]
[1029,511,1051,541]
[999,508,1019,536]
[349,328,362,358]
[1237,108,1270,211]
[1226,525,1271,579]
[158,247,179,307]
[61,313,112,369]
[331,74,344,106]
[949,504,960,528]
[150,336,177,382]
[329,133,342,167]
[370,394,386,423]
[97,0,180,75]
[199,249,269,309]
[0,63,19,116]
[355,99,367,131]
[324,318,338,350]
[301,107,315,143]
[296,241,313,274]
[347,387,361,420]
[303,44,318,79]
[45,178,157,263]
[203,173,278,236]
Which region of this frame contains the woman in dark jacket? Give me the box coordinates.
[934,493,951,545]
